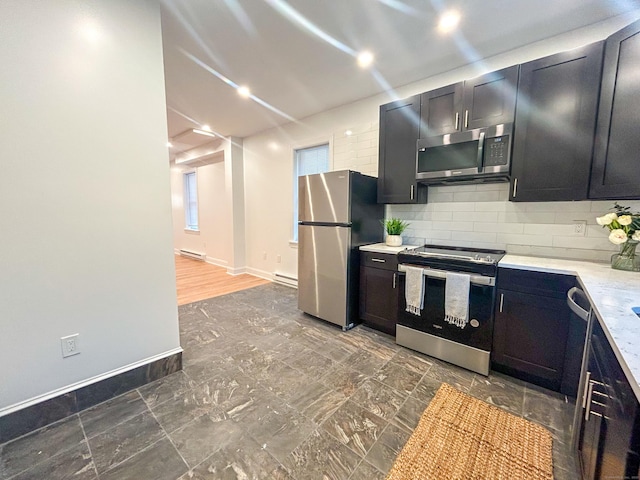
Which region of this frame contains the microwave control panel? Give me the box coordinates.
[483,136,509,166]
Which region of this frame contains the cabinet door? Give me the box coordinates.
[378,96,426,204]
[590,20,640,199]
[510,43,603,202]
[492,289,570,390]
[359,266,398,335]
[420,83,463,136]
[592,324,639,479]
[463,65,519,130]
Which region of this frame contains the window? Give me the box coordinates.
[184,171,199,231]
[292,143,329,242]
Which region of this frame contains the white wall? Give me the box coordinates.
[171,157,231,266]
[0,1,180,412]
[243,13,640,279]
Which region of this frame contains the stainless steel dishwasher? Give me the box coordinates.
[567,286,593,451]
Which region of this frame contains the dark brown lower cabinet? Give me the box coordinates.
[359,251,398,336]
[492,268,576,392]
[576,319,640,479]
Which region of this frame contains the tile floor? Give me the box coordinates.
[0,283,579,480]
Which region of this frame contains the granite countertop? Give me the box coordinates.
[359,243,420,254]
[500,254,640,401]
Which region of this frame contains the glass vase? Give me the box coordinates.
[611,240,640,272]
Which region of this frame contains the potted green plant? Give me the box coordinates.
[383,218,410,247]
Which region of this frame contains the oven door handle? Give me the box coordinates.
[397,264,495,286]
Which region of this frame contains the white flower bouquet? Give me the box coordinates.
[596,203,640,244]
[597,203,640,271]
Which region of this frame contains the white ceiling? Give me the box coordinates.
[161,0,640,152]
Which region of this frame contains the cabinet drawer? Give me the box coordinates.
[361,252,398,271]
[497,267,575,298]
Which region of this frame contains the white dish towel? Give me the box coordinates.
[404,266,425,316]
[444,271,471,328]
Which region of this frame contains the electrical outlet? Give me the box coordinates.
[61,334,80,358]
[573,220,587,236]
[263,251,267,260]
[276,255,281,263]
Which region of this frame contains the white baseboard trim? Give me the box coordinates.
[245,266,273,281]
[0,347,183,417]
[244,267,298,288]
[226,266,247,276]
[205,256,229,268]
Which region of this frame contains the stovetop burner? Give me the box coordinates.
[397,244,506,276]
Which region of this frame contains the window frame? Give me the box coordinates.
[183,169,199,232]
[291,140,332,243]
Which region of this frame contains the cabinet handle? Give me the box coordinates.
[454,112,459,130]
[410,184,414,200]
[499,293,504,313]
[371,258,386,263]
[464,110,469,129]
[393,273,397,289]
[581,371,591,409]
[585,380,595,421]
[512,178,518,198]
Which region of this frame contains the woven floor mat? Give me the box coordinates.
[386,383,553,480]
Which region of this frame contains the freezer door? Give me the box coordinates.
[298,224,350,327]
[298,171,351,224]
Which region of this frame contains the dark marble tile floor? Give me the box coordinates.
[0,283,579,480]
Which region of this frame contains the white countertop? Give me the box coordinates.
[359,243,419,254]
[500,254,640,400]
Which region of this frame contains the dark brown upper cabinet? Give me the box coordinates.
[510,43,604,202]
[419,83,463,136]
[377,95,427,204]
[419,66,518,138]
[590,20,640,199]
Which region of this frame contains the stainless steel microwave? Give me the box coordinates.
[416,123,513,184]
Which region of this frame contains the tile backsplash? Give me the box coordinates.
[386,183,640,262]
[332,122,379,178]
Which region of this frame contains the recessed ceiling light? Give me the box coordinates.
[237,86,251,98]
[192,128,216,138]
[438,10,460,33]
[345,130,353,136]
[201,125,212,131]
[357,51,374,69]
[166,142,173,148]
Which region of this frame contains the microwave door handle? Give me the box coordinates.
[477,131,486,172]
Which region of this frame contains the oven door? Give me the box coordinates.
[397,269,495,351]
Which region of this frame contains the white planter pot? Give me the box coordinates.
[386,235,403,247]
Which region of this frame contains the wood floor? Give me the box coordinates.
[175,255,270,305]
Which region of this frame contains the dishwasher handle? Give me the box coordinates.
[567,287,590,322]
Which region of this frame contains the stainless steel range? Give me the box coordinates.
[396,245,506,375]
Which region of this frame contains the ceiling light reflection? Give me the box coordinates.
[238,86,251,98]
[79,21,102,44]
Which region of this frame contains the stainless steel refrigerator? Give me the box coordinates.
[298,170,383,330]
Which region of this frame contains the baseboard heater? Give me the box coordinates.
[179,249,205,261]
[273,272,297,288]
